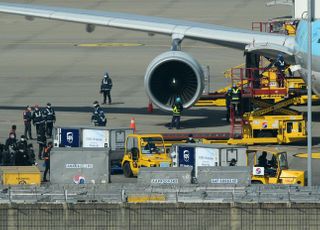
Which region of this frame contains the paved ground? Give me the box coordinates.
[0,0,319,184]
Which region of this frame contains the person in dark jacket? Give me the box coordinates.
[14,135,29,166]
[225,88,232,122]
[91,101,106,126]
[43,141,53,182]
[37,125,46,160]
[23,105,33,140]
[100,72,113,104]
[169,97,183,129]
[8,124,17,139]
[32,105,45,135]
[5,133,17,152]
[43,102,56,138]
[27,143,36,166]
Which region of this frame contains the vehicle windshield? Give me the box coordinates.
[278,152,288,169]
[140,137,165,154]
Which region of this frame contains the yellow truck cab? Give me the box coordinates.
[247,147,305,185]
[121,134,172,177]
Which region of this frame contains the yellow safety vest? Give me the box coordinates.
[231,88,240,101]
[172,105,181,116]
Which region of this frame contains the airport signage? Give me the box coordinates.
[150,178,179,184]
[210,178,239,184]
[65,164,93,169]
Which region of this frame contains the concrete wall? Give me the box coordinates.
[1,203,320,229]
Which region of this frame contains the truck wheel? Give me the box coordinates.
[123,162,133,178]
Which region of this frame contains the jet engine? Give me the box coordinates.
[144,51,204,111]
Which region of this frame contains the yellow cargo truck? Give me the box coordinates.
[0,166,41,185]
[121,134,172,177]
[247,147,305,185]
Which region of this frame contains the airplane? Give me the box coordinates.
[0,2,319,112]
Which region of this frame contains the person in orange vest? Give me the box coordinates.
[43,141,53,182]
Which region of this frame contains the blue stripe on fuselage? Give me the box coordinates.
[295,19,320,57]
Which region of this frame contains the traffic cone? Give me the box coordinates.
[130,117,136,132]
[147,101,153,113]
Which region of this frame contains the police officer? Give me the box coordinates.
[100,72,113,104]
[32,105,45,135]
[169,97,183,129]
[91,101,107,126]
[43,141,53,182]
[230,84,241,116]
[43,102,56,138]
[23,105,33,140]
[15,135,29,166]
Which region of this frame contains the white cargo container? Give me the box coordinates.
[53,126,134,161]
[170,144,247,177]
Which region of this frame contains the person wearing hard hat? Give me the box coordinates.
[100,72,113,105]
[169,97,183,129]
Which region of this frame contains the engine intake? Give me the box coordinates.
[144,51,204,111]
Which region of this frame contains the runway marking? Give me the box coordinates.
[294,153,320,159]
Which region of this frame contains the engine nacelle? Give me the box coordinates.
[144,51,204,111]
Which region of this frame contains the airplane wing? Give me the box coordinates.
[0,2,295,52]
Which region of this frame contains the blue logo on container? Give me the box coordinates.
[60,128,80,147]
[178,147,195,167]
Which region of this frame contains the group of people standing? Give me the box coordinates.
[0,103,56,182]
[23,103,56,139]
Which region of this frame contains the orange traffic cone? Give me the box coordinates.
[130,117,136,132]
[147,101,153,113]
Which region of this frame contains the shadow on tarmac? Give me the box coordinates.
[0,105,228,128]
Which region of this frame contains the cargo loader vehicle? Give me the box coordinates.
[121,134,172,177]
[247,147,305,185]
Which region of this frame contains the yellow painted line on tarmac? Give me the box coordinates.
[294,153,320,159]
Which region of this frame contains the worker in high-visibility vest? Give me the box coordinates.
[169,97,183,129]
[230,84,241,116]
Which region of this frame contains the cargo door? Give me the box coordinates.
[195,147,219,178]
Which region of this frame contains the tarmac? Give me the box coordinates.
[0,0,319,184]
